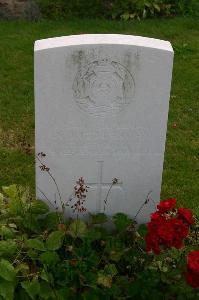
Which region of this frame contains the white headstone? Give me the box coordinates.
[34,34,173,223]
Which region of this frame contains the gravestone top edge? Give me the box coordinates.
[34,34,173,53]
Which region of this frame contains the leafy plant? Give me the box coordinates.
[0,184,198,299]
[35,0,198,20]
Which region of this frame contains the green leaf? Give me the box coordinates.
[137,224,147,237]
[90,213,108,224]
[0,259,16,281]
[39,281,53,299]
[145,1,151,8]
[8,223,17,229]
[97,271,112,288]
[43,212,60,230]
[2,185,24,215]
[27,249,38,260]
[40,269,49,282]
[14,289,29,300]
[142,8,147,18]
[120,12,130,21]
[104,264,118,277]
[21,279,40,300]
[2,185,18,200]
[68,219,87,238]
[82,289,100,300]
[0,226,15,240]
[0,193,4,206]
[129,13,137,19]
[109,250,123,262]
[0,278,15,300]
[113,213,132,232]
[40,269,54,285]
[30,200,49,215]
[85,228,102,242]
[105,237,124,262]
[2,185,33,217]
[26,238,45,251]
[153,3,160,12]
[15,263,29,275]
[46,231,64,250]
[22,214,41,233]
[56,288,70,299]
[39,251,59,266]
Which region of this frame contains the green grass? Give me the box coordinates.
[0,17,198,213]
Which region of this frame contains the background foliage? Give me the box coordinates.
[35,0,199,20]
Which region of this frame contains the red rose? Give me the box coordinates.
[146,199,193,255]
[156,218,188,250]
[172,237,183,249]
[157,198,176,213]
[178,208,194,225]
[170,218,189,239]
[185,270,199,288]
[147,211,167,232]
[145,232,160,255]
[187,250,199,274]
[157,221,175,246]
[185,250,199,288]
[169,218,189,249]
[150,211,165,222]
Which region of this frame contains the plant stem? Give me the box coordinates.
[134,190,153,221]
[36,155,64,220]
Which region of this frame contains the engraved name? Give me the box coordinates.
[51,127,164,157]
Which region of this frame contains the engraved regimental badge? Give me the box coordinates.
[73,59,135,116]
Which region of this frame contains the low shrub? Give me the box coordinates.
[35,0,199,20]
[35,0,108,19]
[23,0,42,21]
[0,184,198,299]
[1,0,197,20]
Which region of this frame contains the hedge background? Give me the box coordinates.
[0,0,198,20]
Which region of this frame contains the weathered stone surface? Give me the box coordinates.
[35,34,174,223]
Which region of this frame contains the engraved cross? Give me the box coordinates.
[87,161,122,212]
